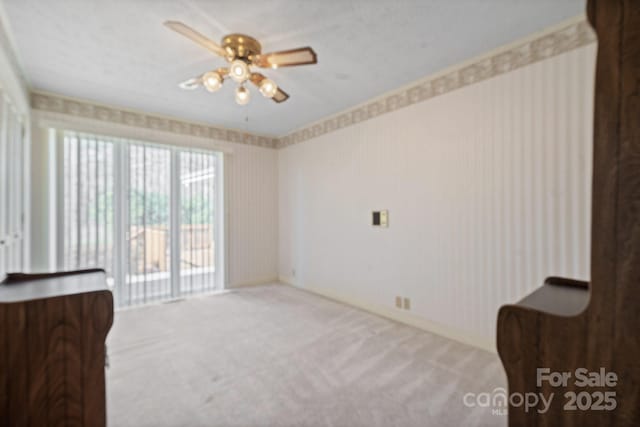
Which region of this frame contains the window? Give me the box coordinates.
[56,131,223,307]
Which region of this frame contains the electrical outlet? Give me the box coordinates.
[395,296,402,308]
[292,269,296,277]
[403,297,411,310]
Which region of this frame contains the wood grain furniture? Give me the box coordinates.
[0,269,113,427]
[497,0,640,425]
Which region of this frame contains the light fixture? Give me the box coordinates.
[259,78,278,98]
[229,59,250,83]
[235,86,250,105]
[168,24,318,105]
[202,71,222,92]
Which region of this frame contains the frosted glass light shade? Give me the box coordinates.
[235,86,250,105]
[202,71,222,92]
[259,78,278,98]
[229,60,250,83]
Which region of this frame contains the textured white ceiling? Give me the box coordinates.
[4,0,585,136]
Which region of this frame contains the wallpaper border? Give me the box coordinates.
[30,92,279,149]
[276,19,596,148]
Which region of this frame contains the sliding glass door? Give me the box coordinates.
[123,143,172,306]
[179,151,218,296]
[59,131,223,307]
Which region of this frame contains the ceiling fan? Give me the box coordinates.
[165,21,318,105]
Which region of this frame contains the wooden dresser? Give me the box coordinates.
[0,269,113,427]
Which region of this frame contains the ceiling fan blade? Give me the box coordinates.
[178,75,202,90]
[249,72,266,85]
[272,87,290,103]
[249,73,290,103]
[164,21,226,57]
[254,47,317,68]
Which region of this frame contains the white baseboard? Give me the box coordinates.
[229,277,280,288]
[278,276,496,353]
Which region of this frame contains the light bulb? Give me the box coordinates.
[235,86,250,105]
[229,59,250,83]
[202,71,222,92]
[259,78,278,98]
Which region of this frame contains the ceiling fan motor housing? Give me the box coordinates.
[222,34,262,61]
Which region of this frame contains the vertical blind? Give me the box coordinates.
[63,133,115,274]
[0,91,26,278]
[125,143,172,306]
[179,150,217,296]
[60,131,221,307]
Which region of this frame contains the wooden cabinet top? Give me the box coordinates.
[0,269,110,303]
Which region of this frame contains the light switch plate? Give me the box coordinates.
[372,210,389,227]
[380,210,388,227]
[403,297,411,310]
[395,296,402,308]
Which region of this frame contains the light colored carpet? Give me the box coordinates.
[107,284,506,427]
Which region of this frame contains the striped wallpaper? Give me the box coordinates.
[278,43,597,349]
[224,143,279,286]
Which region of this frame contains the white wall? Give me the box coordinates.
[278,44,596,350]
[29,108,279,287]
